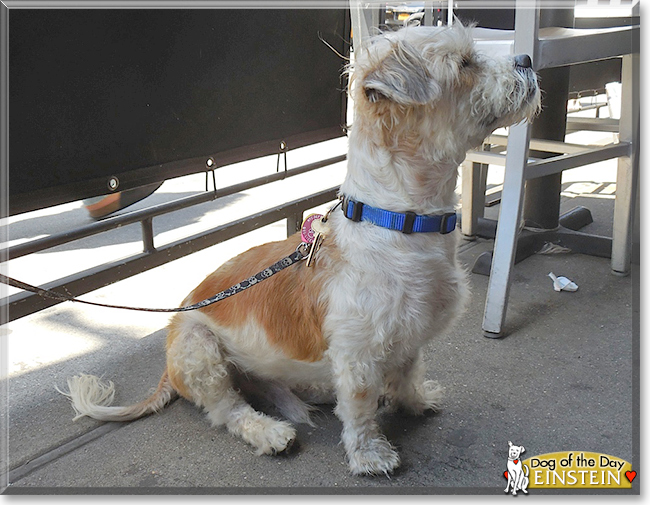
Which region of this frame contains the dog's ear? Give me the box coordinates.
[520,446,525,453]
[362,41,441,106]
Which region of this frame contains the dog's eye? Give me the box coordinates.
[460,56,471,69]
[365,87,386,103]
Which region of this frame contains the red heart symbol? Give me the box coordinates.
[504,471,508,479]
[514,459,519,464]
[625,470,637,483]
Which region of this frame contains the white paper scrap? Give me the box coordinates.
[548,272,579,292]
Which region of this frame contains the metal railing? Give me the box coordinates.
[3,154,345,322]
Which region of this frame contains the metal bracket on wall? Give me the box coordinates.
[276,141,288,174]
[205,157,217,195]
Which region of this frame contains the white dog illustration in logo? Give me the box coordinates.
[504,441,529,495]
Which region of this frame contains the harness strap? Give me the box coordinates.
[1,245,309,313]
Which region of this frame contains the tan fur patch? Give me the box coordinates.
[180,233,329,363]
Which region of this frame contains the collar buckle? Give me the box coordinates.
[401,212,416,234]
[343,197,364,222]
[439,212,456,234]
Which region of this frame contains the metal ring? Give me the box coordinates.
[295,242,311,259]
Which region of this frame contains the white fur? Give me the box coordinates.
[58,373,175,422]
[59,25,540,476]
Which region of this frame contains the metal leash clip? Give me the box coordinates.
[298,199,341,267]
[295,241,311,260]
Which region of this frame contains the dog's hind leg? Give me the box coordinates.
[384,351,444,415]
[166,315,296,455]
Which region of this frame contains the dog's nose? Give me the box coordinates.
[514,54,532,69]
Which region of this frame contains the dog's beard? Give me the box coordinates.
[515,67,542,111]
[479,72,540,131]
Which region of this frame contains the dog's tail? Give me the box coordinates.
[57,371,177,422]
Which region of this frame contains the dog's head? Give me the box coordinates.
[508,441,526,460]
[349,24,541,164]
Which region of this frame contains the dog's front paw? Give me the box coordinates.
[347,437,400,476]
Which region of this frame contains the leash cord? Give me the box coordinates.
[1,244,310,313]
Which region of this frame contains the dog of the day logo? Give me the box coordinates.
[504,449,635,491]
[504,441,529,495]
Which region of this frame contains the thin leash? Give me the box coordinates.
[0,243,311,314]
[1,200,343,314]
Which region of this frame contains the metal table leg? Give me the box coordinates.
[611,53,640,275]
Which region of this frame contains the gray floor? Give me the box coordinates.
[1,147,638,495]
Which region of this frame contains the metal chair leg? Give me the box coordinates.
[482,122,532,337]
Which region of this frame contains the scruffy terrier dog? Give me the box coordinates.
[61,25,540,476]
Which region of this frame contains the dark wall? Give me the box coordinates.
[9,9,350,215]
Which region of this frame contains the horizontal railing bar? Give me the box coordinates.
[485,134,591,154]
[464,151,537,167]
[466,140,629,172]
[566,117,620,133]
[4,187,340,322]
[6,154,346,260]
[525,142,631,180]
[536,25,639,70]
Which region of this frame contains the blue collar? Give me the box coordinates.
[341,196,457,235]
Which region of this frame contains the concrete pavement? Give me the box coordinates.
[1,135,638,494]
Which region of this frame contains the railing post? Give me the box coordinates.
[141,217,156,254]
[286,213,303,238]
